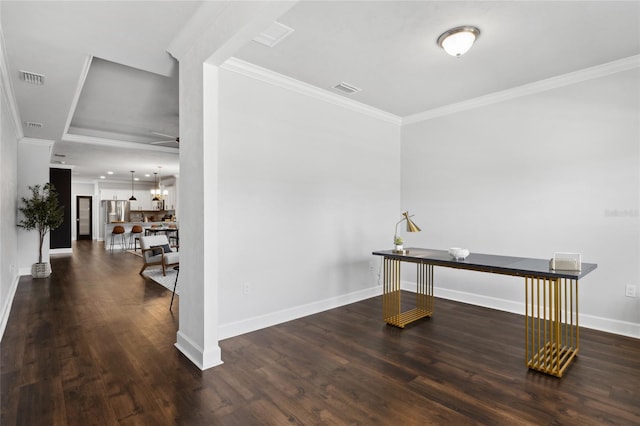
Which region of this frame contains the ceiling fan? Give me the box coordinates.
[150,131,179,145]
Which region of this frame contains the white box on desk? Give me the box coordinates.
[549,252,581,271]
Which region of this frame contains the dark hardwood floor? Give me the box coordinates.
[1,240,639,425]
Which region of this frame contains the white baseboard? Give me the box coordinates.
[50,248,72,255]
[579,313,640,339]
[175,330,223,370]
[219,285,384,341]
[0,274,20,341]
[18,267,30,276]
[402,280,639,339]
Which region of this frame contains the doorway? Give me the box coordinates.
[76,196,92,240]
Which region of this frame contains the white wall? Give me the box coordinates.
[0,25,20,338]
[217,68,400,333]
[401,68,640,337]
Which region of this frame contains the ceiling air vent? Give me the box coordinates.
[332,82,361,95]
[20,70,45,85]
[25,121,43,128]
[253,21,294,47]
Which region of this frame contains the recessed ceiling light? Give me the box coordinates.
[145,174,150,177]
[134,177,140,181]
[107,171,114,175]
[100,176,106,179]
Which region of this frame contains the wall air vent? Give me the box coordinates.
[253,21,294,47]
[54,153,66,158]
[20,70,45,85]
[332,82,361,95]
[25,121,43,128]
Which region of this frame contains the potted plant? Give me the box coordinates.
[17,183,64,278]
[394,236,404,251]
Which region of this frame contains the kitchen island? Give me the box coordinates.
[104,222,178,250]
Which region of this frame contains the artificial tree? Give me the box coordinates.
[17,183,64,277]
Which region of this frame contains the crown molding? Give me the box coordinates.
[222,57,402,126]
[404,54,640,125]
[0,22,24,139]
[62,133,179,153]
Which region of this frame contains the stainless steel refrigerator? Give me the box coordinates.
[102,200,130,223]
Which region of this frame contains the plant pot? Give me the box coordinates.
[31,262,51,278]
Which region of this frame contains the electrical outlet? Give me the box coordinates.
[625,284,637,298]
[242,282,251,295]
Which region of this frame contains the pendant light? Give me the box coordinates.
[129,171,137,201]
[152,172,160,201]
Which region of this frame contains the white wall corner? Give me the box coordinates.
[175,330,223,370]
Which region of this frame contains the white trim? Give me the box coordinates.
[0,22,24,139]
[222,57,402,126]
[61,133,179,153]
[580,313,640,339]
[401,280,639,339]
[50,248,72,255]
[403,55,640,124]
[0,275,19,341]
[63,55,93,138]
[219,285,383,340]
[175,330,223,370]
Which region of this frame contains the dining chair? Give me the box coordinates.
[139,235,179,276]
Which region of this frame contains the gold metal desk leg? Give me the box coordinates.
[525,276,578,377]
[383,258,433,328]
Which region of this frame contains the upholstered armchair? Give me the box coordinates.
[139,235,179,276]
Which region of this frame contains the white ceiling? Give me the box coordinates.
[1,1,201,183]
[3,1,639,183]
[236,1,640,116]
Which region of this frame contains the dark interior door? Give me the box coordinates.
[76,196,92,240]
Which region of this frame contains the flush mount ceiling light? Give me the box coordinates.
[437,26,480,57]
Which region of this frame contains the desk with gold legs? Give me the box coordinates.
[373,248,597,378]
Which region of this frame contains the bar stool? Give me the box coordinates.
[129,225,144,251]
[110,225,126,252]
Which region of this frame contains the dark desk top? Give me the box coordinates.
[372,248,597,280]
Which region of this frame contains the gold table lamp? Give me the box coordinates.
[393,211,421,254]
